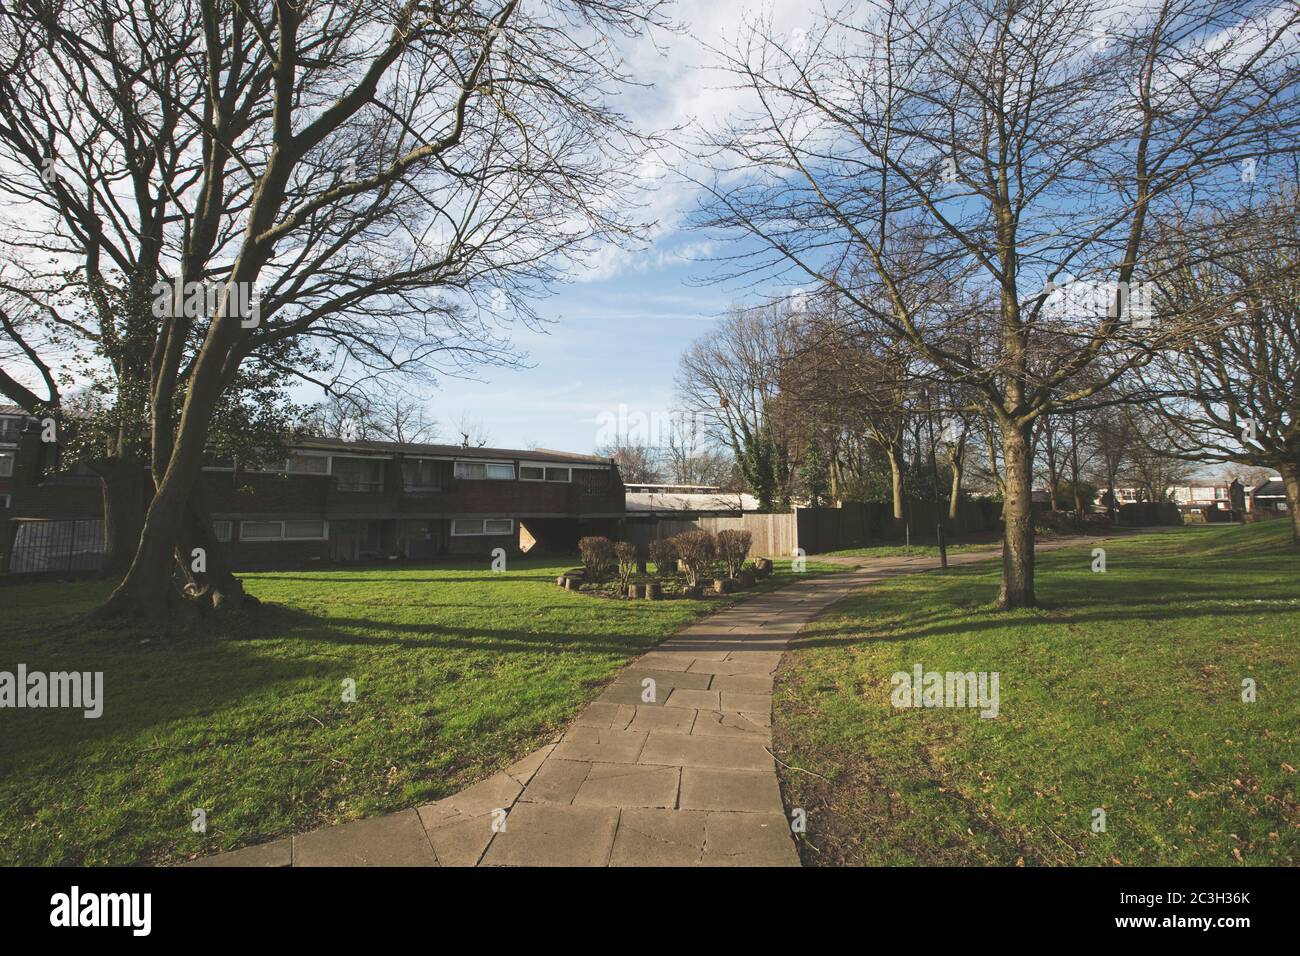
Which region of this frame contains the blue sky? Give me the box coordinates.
[309,0,817,455]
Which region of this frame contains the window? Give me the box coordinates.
[0,494,10,509]
[284,519,327,540]
[237,519,327,541]
[520,465,571,482]
[402,458,442,492]
[0,417,21,442]
[451,518,514,536]
[454,461,514,480]
[333,456,384,492]
[0,451,13,477]
[240,521,284,540]
[213,520,232,542]
[286,453,329,475]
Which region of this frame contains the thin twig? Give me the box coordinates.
[765,747,829,781]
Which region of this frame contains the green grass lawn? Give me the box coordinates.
[0,556,827,865]
[823,541,1002,560]
[774,522,1299,866]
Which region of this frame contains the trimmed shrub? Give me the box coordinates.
[578,536,615,584]
[648,538,678,577]
[672,530,716,589]
[615,541,638,590]
[716,529,752,578]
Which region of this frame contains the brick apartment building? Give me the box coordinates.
[0,405,625,573]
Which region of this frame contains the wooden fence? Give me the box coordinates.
[622,498,1003,556]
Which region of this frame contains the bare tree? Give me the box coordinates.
[695,0,1299,606]
[1137,185,1300,541]
[0,0,667,621]
[597,436,662,484]
[676,302,795,509]
[306,391,439,444]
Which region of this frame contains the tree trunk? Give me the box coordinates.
[998,422,1036,609]
[948,456,962,522]
[90,455,147,580]
[176,480,255,611]
[1282,462,1300,546]
[887,446,904,520]
[1044,422,1059,511]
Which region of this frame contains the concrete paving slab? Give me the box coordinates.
[480,803,620,867]
[689,709,771,741]
[639,734,773,771]
[720,690,772,713]
[702,811,799,866]
[573,763,681,809]
[293,810,438,867]
[573,701,636,729]
[664,688,722,710]
[424,813,495,867]
[610,808,706,866]
[679,767,784,812]
[626,706,696,735]
[710,673,776,694]
[183,838,292,867]
[553,726,648,763]
[519,758,592,805]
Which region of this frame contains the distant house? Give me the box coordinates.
[623,482,759,519]
[2,423,626,573]
[1169,479,1246,516]
[1097,477,1246,517]
[1247,479,1289,514]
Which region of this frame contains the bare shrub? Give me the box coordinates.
[614,541,638,590]
[578,537,615,584]
[648,538,678,577]
[672,530,716,589]
[715,529,752,578]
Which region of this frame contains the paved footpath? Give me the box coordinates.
[191,535,1106,867]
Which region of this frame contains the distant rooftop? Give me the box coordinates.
[292,435,613,466]
[625,489,759,515]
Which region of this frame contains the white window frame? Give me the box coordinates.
[450,517,514,536]
[238,519,328,541]
[0,493,11,509]
[213,520,232,542]
[520,464,571,482]
[0,451,13,477]
[285,452,331,475]
[401,457,443,492]
[283,518,328,541]
[454,460,515,481]
[240,520,286,541]
[331,455,385,492]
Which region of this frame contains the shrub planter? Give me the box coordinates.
[737,569,756,588]
[645,582,662,600]
[753,557,773,578]
[685,584,703,599]
[713,577,733,594]
[627,583,645,599]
